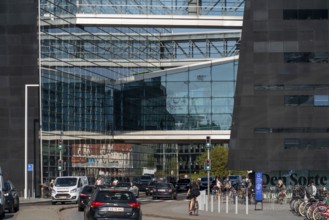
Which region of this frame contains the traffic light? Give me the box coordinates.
[57,159,63,171]
[58,139,63,150]
[204,159,211,171]
[206,136,211,148]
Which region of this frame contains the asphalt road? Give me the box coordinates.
[15,192,304,220]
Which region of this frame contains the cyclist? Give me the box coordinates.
[277,179,286,204]
[215,176,222,198]
[187,180,200,215]
[223,176,232,196]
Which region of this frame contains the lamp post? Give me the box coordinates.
[205,136,211,201]
[24,84,39,199]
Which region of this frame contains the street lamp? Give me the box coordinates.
[205,136,211,199]
[24,84,39,199]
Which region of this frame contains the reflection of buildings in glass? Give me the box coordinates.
[71,143,132,176]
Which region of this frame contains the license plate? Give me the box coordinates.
[108,207,124,212]
[159,189,166,192]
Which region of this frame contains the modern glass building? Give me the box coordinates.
[1,0,243,196]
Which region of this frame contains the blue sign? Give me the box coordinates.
[255,172,263,201]
[27,164,33,172]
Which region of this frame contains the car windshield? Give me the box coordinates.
[115,182,130,187]
[95,191,134,202]
[82,185,94,194]
[140,176,152,181]
[4,181,10,190]
[55,178,77,187]
[178,179,190,183]
[156,183,170,188]
[201,177,213,181]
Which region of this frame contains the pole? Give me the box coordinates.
[207,147,210,202]
[59,131,63,177]
[24,84,39,199]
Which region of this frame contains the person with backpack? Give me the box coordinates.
[187,180,200,215]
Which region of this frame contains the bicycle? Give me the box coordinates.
[188,199,199,216]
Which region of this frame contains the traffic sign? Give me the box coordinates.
[27,164,33,172]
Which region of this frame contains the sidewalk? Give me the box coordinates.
[142,199,302,220]
[14,198,72,220]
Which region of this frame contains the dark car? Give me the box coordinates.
[200,176,215,190]
[3,180,19,213]
[145,181,157,196]
[135,175,152,192]
[84,188,142,220]
[175,178,191,192]
[78,185,95,212]
[152,183,177,200]
[111,182,139,198]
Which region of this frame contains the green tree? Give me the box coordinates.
[196,145,246,178]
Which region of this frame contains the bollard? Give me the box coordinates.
[211,194,214,212]
[226,195,228,213]
[235,195,238,214]
[218,195,221,213]
[246,195,249,215]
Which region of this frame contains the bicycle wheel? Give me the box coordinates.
[188,200,191,214]
[313,205,327,220]
[294,199,303,214]
[290,198,297,211]
[194,201,199,216]
[306,203,317,220]
[298,201,308,217]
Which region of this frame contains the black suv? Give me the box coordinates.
[3,180,19,213]
[175,178,191,192]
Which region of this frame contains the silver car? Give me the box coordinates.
[112,182,139,198]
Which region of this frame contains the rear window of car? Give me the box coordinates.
[178,179,190,183]
[116,182,131,187]
[156,183,170,188]
[95,191,134,202]
[140,176,152,181]
[82,185,94,194]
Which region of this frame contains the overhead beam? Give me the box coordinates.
[41,14,243,29]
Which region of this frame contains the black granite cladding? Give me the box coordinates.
[229,0,329,171]
[0,0,40,196]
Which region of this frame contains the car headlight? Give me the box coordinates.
[4,193,9,196]
[70,188,77,193]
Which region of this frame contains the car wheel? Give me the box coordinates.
[0,209,4,219]
[14,198,19,212]
[14,202,19,212]
[9,203,15,213]
[51,201,56,205]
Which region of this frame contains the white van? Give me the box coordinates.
[51,176,88,205]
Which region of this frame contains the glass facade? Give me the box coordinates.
[39,0,242,179]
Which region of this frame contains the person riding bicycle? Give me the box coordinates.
[223,176,232,196]
[214,176,222,198]
[187,180,200,215]
[277,179,286,203]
